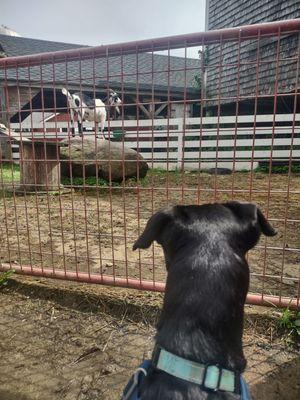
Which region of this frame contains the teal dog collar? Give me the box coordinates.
[153,347,238,393]
[121,358,251,400]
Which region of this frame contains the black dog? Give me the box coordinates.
[131,202,276,400]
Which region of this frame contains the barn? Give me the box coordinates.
[0,33,201,127]
[204,0,300,115]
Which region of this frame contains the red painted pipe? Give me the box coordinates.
[1,264,298,309]
[0,263,166,292]
[0,19,299,69]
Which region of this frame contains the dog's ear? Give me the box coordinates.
[256,207,277,236]
[133,207,173,250]
[225,201,277,237]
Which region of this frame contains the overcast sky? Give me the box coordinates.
[1,0,206,57]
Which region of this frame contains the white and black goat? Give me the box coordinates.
[62,88,121,139]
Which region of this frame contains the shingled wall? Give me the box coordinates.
[205,0,300,106]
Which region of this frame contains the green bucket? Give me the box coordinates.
[112,130,125,141]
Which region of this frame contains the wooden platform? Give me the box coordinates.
[19,138,67,192]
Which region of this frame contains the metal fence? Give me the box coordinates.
[0,19,299,308]
[9,114,300,170]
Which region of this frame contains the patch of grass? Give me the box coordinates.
[62,169,194,188]
[278,306,300,345]
[61,176,121,187]
[48,190,63,196]
[0,163,20,183]
[135,168,183,186]
[255,164,300,174]
[0,189,14,198]
[0,269,15,287]
[150,168,180,175]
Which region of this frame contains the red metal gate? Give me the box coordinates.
[0,19,299,308]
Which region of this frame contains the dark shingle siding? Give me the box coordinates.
[208,0,300,30]
[206,0,300,103]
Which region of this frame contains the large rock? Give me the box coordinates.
[60,138,148,182]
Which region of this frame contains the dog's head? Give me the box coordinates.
[133,202,276,264]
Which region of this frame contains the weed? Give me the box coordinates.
[49,191,61,196]
[278,306,300,345]
[0,269,15,287]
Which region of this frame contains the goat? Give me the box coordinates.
[62,88,121,139]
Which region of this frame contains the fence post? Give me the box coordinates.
[177,119,183,170]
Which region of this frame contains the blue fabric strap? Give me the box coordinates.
[121,360,151,400]
[240,375,252,400]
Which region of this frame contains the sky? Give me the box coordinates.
[0,0,207,57]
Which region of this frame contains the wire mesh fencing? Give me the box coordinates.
[0,19,299,308]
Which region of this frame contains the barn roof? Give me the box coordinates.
[0,34,201,95]
[0,34,84,57]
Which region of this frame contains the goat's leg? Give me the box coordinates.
[78,122,83,137]
[95,122,100,139]
[99,113,106,140]
[70,107,76,137]
[77,112,83,137]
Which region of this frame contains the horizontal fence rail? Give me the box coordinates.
[0,19,300,309]
[0,19,299,68]
[9,114,300,169]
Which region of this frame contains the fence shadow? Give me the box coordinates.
[4,276,162,325]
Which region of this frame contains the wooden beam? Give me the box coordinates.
[139,103,152,118]
[154,103,168,117]
[133,97,152,118]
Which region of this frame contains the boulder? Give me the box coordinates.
[60,137,148,182]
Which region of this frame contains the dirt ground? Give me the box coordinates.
[0,275,299,400]
[0,171,299,297]
[0,170,299,399]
